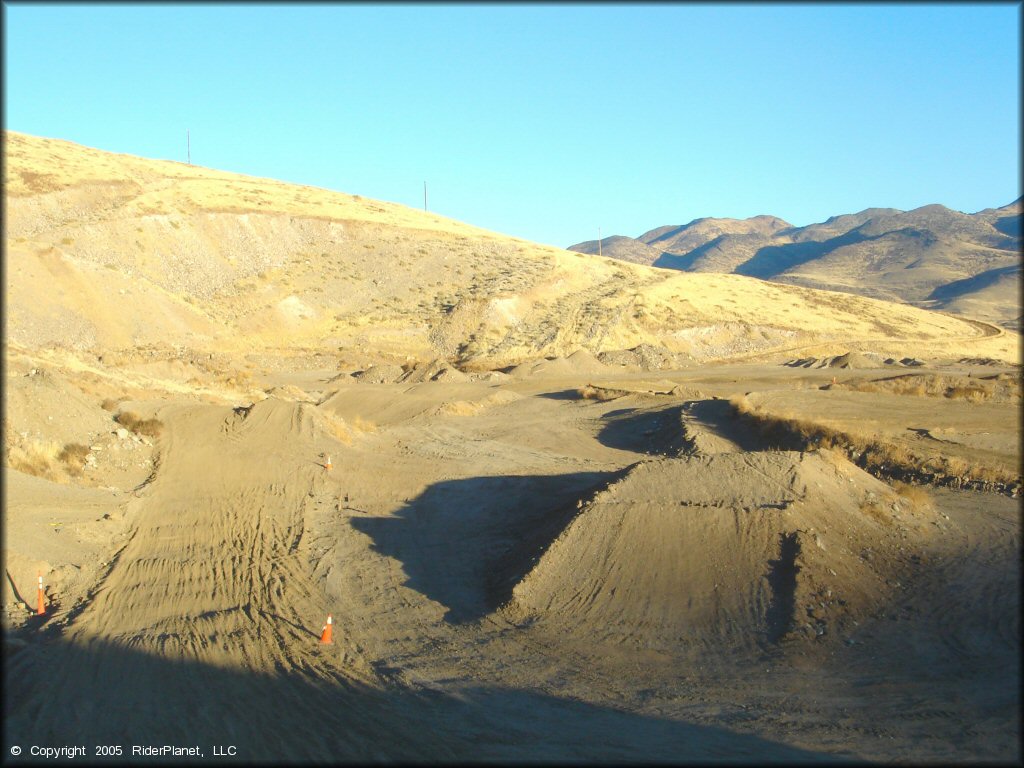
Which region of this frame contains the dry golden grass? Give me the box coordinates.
[945,384,990,403]
[352,415,377,434]
[890,480,934,512]
[320,412,377,446]
[325,415,354,446]
[577,384,628,402]
[844,373,1007,403]
[860,499,894,527]
[728,395,1019,488]
[57,443,91,477]
[114,411,164,438]
[6,438,62,481]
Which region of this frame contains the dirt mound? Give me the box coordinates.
[598,344,693,371]
[522,353,609,378]
[502,451,933,650]
[430,390,523,417]
[785,351,905,369]
[399,359,468,384]
[565,348,609,374]
[825,351,883,369]
[592,379,688,397]
[470,370,512,383]
[352,364,406,384]
[264,384,317,402]
[508,357,575,378]
[958,357,1012,367]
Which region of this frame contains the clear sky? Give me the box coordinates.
[4,2,1021,247]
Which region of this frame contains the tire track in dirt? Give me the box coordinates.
[6,398,461,760]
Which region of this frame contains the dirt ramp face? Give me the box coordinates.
[505,452,925,651]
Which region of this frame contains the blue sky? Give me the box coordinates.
[4,2,1020,247]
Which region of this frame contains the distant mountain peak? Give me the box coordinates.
[567,199,1021,329]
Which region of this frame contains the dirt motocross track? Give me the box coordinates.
[3,131,1020,763]
[4,360,1020,763]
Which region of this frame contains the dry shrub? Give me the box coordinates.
[849,376,929,397]
[320,413,376,444]
[57,443,91,476]
[945,384,990,403]
[436,400,482,416]
[352,415,377,433]
[942,455,970,476]
[101,398,121,411]
[890,481,933,512]
[904,381,927,397]
[325,415,354,445]
[847,381,881,394]
[6,440,61,481]
[577,384,625,402]
[850,374,994,403]
[860,499,893,527]
[115,411,163,438]
[222,370,254,388]
[727,397,1020,488]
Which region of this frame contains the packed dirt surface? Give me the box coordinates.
[4,350,1020,763]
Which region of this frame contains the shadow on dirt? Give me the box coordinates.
[351,471,629,624]
[534,388,586,401]
[765,532,802,643]
[2,633,837,763]
[595,403,686,456]
[681,399,770,453]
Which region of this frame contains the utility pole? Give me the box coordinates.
[187,129,191,165]
[598,226,602,258]
[424,181,428,211]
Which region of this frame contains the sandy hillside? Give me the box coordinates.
[5,130,1018,368]
[3,130,1020,763]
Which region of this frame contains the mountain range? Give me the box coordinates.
[569,201,1022,329]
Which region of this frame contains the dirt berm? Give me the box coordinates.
[500,451,935,652]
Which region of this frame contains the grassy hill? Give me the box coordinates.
[5,131,1017,369]
[569,201,1022,329]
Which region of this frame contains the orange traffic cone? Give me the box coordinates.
[36,573,45,616]
[320,614,333,644]
[325,455,333,471]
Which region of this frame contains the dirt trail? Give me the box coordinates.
[4,399,460,760]
[70,401,331,661]
[722,313,1009,365]
[5,373,1019,762]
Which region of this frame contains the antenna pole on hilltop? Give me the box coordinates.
[598,226,602,258]
[187,129,191,165]
[424,181,428,212]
